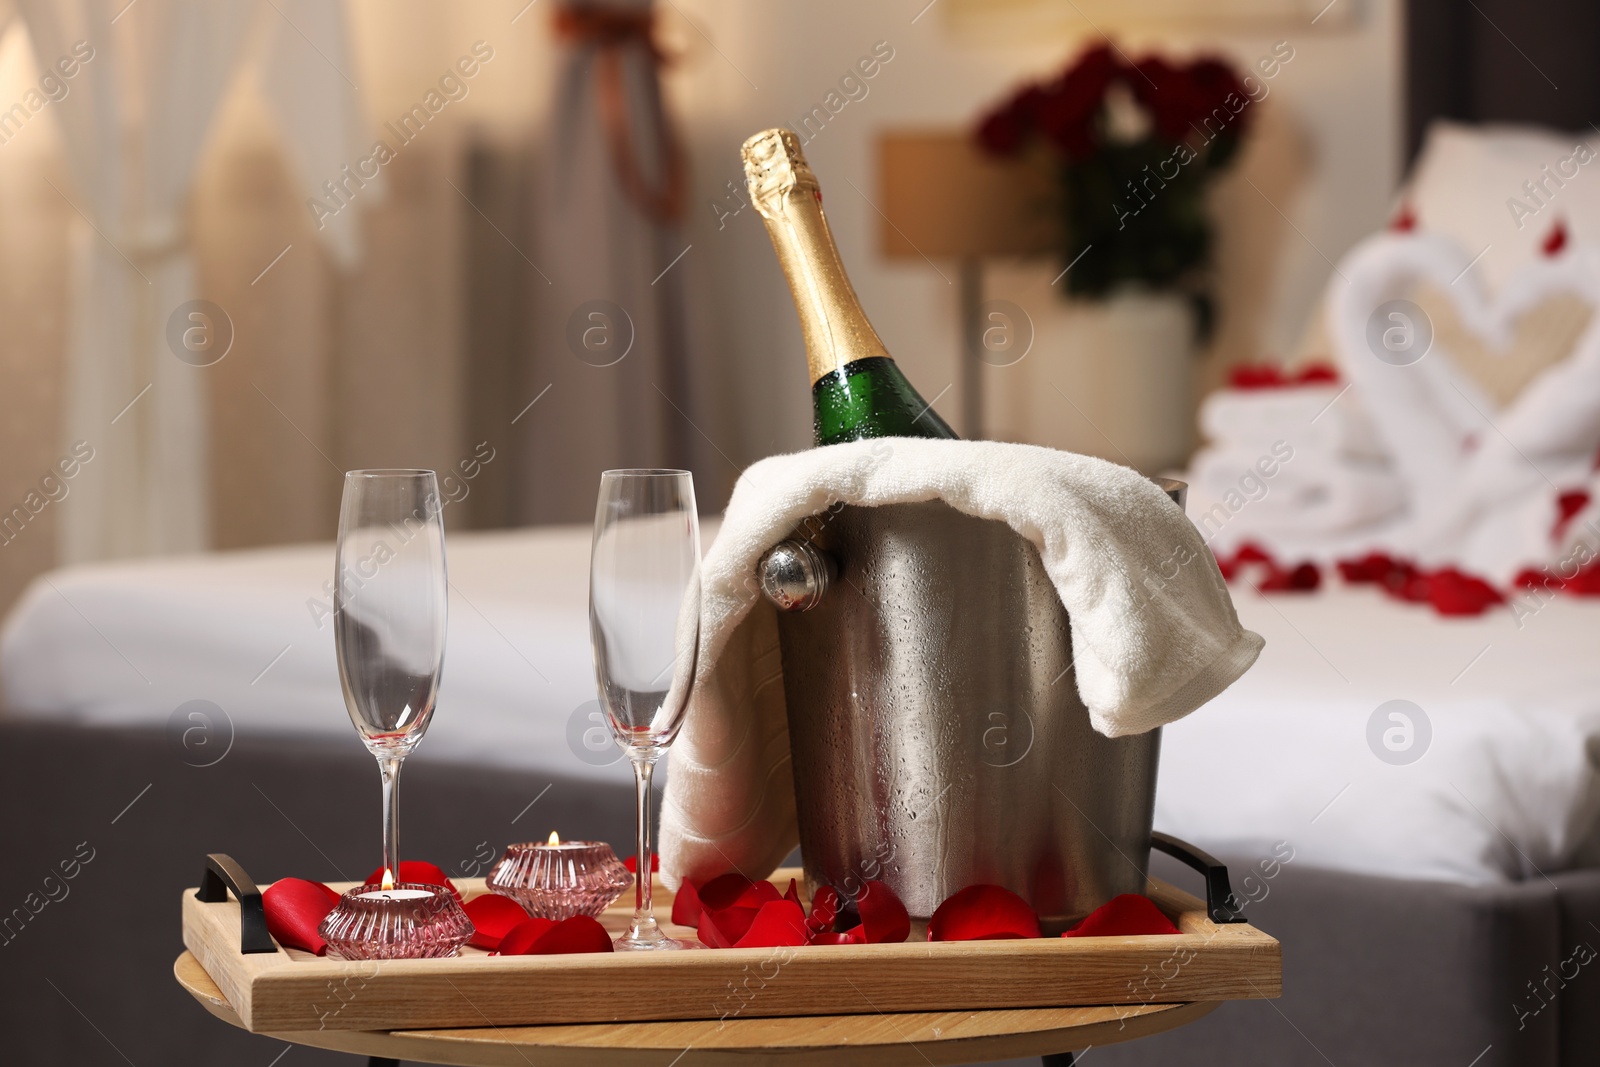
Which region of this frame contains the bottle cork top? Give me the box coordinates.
[742,128,818,219]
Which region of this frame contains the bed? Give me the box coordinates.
[9,522,1600,886]
[3,519,1599,1066]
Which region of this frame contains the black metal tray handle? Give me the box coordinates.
[194,853,278,954]
[1150,832,1247,924]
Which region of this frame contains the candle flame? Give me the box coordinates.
[380,867,395,891]
[548,830,561,846]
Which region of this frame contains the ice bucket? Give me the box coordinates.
[759,482,1185,930]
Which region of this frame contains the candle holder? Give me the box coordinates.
[319,882,474,960]
[487,839,632,920]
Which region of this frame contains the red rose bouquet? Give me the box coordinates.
[975,43,1256,319]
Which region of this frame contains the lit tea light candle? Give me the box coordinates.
[319,869,475,960]
[357,887,436,901]
[355,867,437,901]
[487,832,630,919]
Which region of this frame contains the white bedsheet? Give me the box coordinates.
[0,526,636,788]
[3,525,1598,884]
[1157,584,1600,885]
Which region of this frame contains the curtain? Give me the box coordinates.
[11,0,366,562]
[518,0,715,525]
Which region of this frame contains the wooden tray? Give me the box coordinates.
[182,861,1281,1033]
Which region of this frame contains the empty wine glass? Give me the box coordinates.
[590,469,702,950]
[334,470,448,884]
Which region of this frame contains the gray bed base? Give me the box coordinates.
[0,720,1594,1066]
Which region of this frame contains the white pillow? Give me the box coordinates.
[1407,120,1600,293]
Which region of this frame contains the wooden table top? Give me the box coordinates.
[175,950,1218,1066]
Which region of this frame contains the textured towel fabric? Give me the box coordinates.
[658,438,1264,889]
[1193,232,1600,587]
[1198,383,1386,460]
[1323,233,1600,583]
[1188,441,1407,551]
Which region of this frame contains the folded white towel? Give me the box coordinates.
[1187,444,1407,549]
[658,438,1264,888]
[1325,233,1600,581]
[1198,386,1385,460]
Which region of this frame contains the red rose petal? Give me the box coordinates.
[698,872,781,911]
[531,915,615,955]
[1338,552,1395,584]
[1258,560,1320,592]
[1224,364,1337,390]
[1566,560,1600,594]
[1227,364,1285,390]
[362,861,462,904]
[1554,491,1591,542]
[748,880,783,905]
[857,881,910,944]
[703,904,760,945]
[670,878,703,927]
[697,907,732,949]
[783,878,802,908]
[1235,542,1271,563]
[1544,219,1569,257]
[1426,568,1503,615]
[808,927,865,946]
[1514,567,1550,590]
[805,885,839,936]
[262,878,339,956]
[1343,555,1506,616]
[463,894,531,950]
[697,872,756,910]
[496,917,556,955]
[1062,894,1181,937]
[928,885,1041,941]
[623,854,660,873]
[1222,542,1320,593]
[496,915,614,955]
[733,900,810,949]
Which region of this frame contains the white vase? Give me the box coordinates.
[988,288,1196,473]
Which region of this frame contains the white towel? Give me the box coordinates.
[1187,444,1407,551]
[658,438,1264,888]
[1324,233,1600,582]
[1198,385,1386,460]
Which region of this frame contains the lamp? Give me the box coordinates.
[875,131,1057,438]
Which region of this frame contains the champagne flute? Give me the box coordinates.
[334,470,448,884]
[590,469,702,950]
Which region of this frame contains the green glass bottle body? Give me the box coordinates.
[743,128,958,446]
[812,357,956,445]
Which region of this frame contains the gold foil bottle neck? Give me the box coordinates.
[742,128,818,220]
[741,127,890,383]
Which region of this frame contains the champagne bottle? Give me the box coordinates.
[742,128,957,446]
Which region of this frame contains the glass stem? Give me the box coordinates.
[379,753,402,884]
[627,751,662,942]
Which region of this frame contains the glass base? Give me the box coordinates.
[486,840,631,920]
[319,883,474,960]
[614,934,703,951]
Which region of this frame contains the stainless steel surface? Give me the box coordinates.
[758,539,835,612]
[774,497,1175,928]
[1156,477,1187,511]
